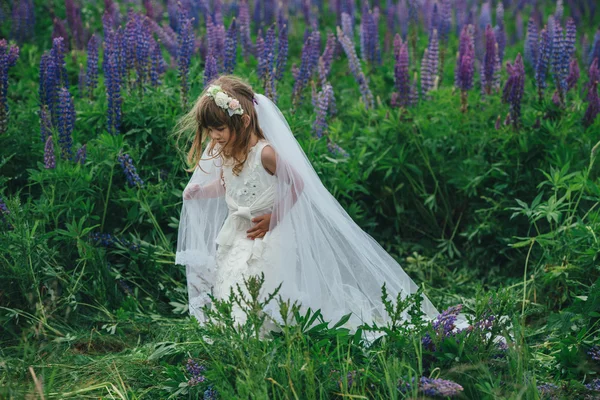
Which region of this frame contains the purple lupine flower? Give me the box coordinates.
[39,106,52,144]
[104,50,122,135]
[65,0,87,50]
[203,385,218,399]
[57,88,74,160]
[177,5,195,109]
[223,18,238,75]
[583,59,600,128]
[439,0,451,42]
[478,2,492,33]
[535,28,551,102]
[422,304,463,350]
[275,23,288,81]
[359,7,381,65]
[186,358,206,386]
[336,26,374,109]
[567,58,580,91]
[420,48,432,96]
[584,379,600,392]
[203,54,219,86]
[51,18,69,44]
[89,231,140,251]
[494,2,506,63]
[149,38,166,86]
[565,18,576,61]
[419,377,464,397]
[262,25,277,101]
[552,23,568,103]
[11,0,35,43]
[588,346,600,362]
[313,83,335,138]
[238,0,253,58]
[525,18,539,67]
[146,18,178,58]
[86,34,99,98]
[341,12,353,42]
[318,32,335,85]
[75,144,87,165]
[393,34,410,108]
[44,135,56,169]
[40,53,59,126]
[292,31,321,107]
[590,30,600,67]
[483,25,498,95]
[427,29,439,91]
[555,0,564,20]
[537,383,559,397]
[117,152,144,187]
[0,40,19,134]
[456,26,475,112]
[256,31,266,80]
[327,140,349,157]
[51,37,69,90]
[503,53,526,128]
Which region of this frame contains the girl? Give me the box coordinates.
[174,75,441,337]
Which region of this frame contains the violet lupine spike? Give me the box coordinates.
[502,53,526,129]
[51,37,69,90]
[552,23,568,102]
[75,144,87,165]
[57,87,75,160]
[186,358,207,386]
[429,2,439,37]
[427,29,439,90]
[525,18,538,67]
[11,0,35,43]
[567,58,580,91]
[422,304,463,351]
[313,83,332,138]
[318,32,335,86]
[0,40,20,134]
[341,12,353,42]
[589,30,600,66]
[44,135,56,169]
[393,34,410,108]
[86,34,99,98]
[149,38,166,87]
[275,23,288,82]
[535,28,551,101]
[397,0,409,38]
[589,346,600,362]
[239,0,253,58]
[177,5,195,109]
[203,54,219,86]
[420,48,432,96]
[39,53,58,125]
[256,33,267,81]
[483,25,497,95]
[51,18,69,44]
[439,0,451,42]
[118,152,144,187]
[583,58,600,128]
[494,4,506,63]
[565,18,576,61]
[555,0,564,20]
[419,377,464,398]
[146,18,178,58]
[65,0,86,50]
[223,18,238,75]
[336,26,374,110]
[104,50,122,135]
[292,31,320,107]
[456,25,475,112]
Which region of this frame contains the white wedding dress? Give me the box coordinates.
[213,138,293,326]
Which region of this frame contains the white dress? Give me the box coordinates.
[213,139,287,326]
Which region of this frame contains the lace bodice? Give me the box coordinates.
[221,139,277,207]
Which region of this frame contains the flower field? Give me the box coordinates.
[1,0,600,398]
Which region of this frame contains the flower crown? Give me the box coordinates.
[204,85,244,116]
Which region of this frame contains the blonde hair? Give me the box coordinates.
[171,75,265,174]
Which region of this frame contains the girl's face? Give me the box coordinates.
[207,125,233,147]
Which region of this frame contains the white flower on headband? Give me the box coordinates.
[204,85,244,116]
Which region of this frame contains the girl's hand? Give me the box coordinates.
[183,184,201,200]
[247,213,271,240]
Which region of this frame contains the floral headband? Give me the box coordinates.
[204,85,245,116]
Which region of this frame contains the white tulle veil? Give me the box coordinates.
[176,93,444,335]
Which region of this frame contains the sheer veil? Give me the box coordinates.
[176,93,447,335]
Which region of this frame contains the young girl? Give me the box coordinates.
[174,75,441,337]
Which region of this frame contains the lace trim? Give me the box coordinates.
[175,250,215,267]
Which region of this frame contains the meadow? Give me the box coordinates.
[1,0,600,398]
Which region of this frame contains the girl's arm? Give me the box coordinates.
[183,169,226,199]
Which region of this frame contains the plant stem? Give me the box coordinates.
[101,163,115,232]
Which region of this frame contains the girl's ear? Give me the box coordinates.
[242,114,250,128]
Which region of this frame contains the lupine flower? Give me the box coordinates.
[421,48,432,96]
[146,18,178,58]
[565,18,576,61]
[552,24,568,103]
[203,384,218,399]
[483,25,497,95]
[223,18,238,75]
[590,30,600,67]
[89,231,140,251]
[456,26,475,112]
[336,26,374,109]
[585,378,600,392]
[118,152,144,187]
[393,34,410,108]
[588,346,600,362]
[51,17,69,44]
[341,12,353,42]
[0,40,19,134]
[313,83,334,138]
[525,18,539,67]
[555,0,564,20]
[537,383,559,397]
[503,53,526,128]
[39,106,52,143]
[57,88,74,160]
[103,14,123,135]
[427,29,439,92]
[494,3,506,63]
[583,59,600,128]
[535,28,551,102]
[359,7,381,65]
[51,37,69,90]
[75,144,86,165]
[438,0,451,42]
[85,34,99,98]
[203,54,219,86]
[11,0,35,43]
[238,0,253,58]
[398,376,464,397]
[65,0,86,49]
[44,135,56,169]
[177,6,194,109]
[567,58,580,91]
[327,140,348,157]
[275,23,288,81]
[149,38,166,86]
[292,31,321,107]
[186,358,206,386]
[40,53,59,126]
[422,304,463,350]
